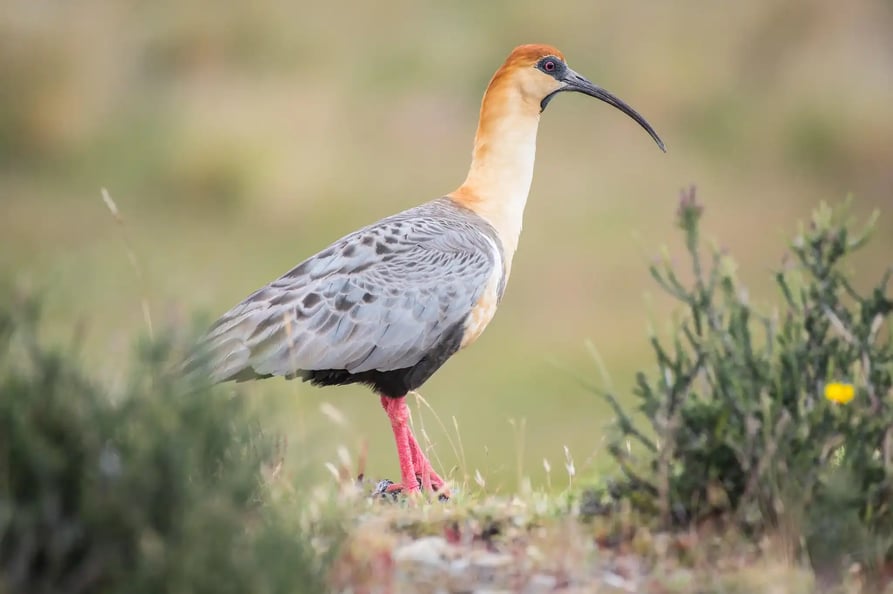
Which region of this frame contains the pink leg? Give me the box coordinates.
[380,396,448,496]
[380,396,420,494]
[406,431,446,491]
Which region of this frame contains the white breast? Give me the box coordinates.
[460,233,505,349]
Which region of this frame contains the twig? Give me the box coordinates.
[101,188,153,339]
[410,391,461,482]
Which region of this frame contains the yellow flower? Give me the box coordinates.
[824,382,855,404]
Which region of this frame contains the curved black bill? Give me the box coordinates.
[543,68,666,152]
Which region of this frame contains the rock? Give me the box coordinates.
[393,536,449,566]
[393,537,450,593]
[600,571,636,592]
[523,573,558,594]
[469,550,515,587]
[446,557,474,592]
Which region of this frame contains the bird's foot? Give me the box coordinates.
[372,477,449,502]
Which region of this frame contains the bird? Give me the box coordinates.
[190,44,665,498]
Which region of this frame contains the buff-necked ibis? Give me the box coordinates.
[192,44,664,497]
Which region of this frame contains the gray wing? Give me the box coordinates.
[196,202,500,383]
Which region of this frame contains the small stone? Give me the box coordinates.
[469,551,515,587]
[525,544,544,562]
[449,557,470,573]
[471,552,514,569]
[393,537,450,591]
[446,557,473,591]
[393,536,449,566]
[523,573,558,594]
[601,571,636,592]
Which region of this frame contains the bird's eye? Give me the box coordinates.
[538,57,563,76]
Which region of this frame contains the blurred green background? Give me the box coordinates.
[3,0,891,491]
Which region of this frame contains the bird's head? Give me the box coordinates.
[491,44,665,151]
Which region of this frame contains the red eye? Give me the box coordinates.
[544,60,556,72]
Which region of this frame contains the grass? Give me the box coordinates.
[2,284,889,592]
[3,0,893,496]
[4,6,892,591]
[314,447,861,593]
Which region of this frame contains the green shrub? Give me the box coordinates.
[0,294,336,594]
[593,189,892,568]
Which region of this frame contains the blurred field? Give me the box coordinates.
[2,0,891,491]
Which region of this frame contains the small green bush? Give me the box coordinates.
[0,294,335,594]
[594,190,892,567]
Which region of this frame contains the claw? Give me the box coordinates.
[371,477,449,502]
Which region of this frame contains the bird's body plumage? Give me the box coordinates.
[192,44,665,497]
[198,198,505,396]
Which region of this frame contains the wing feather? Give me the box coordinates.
[194,199,502,383]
